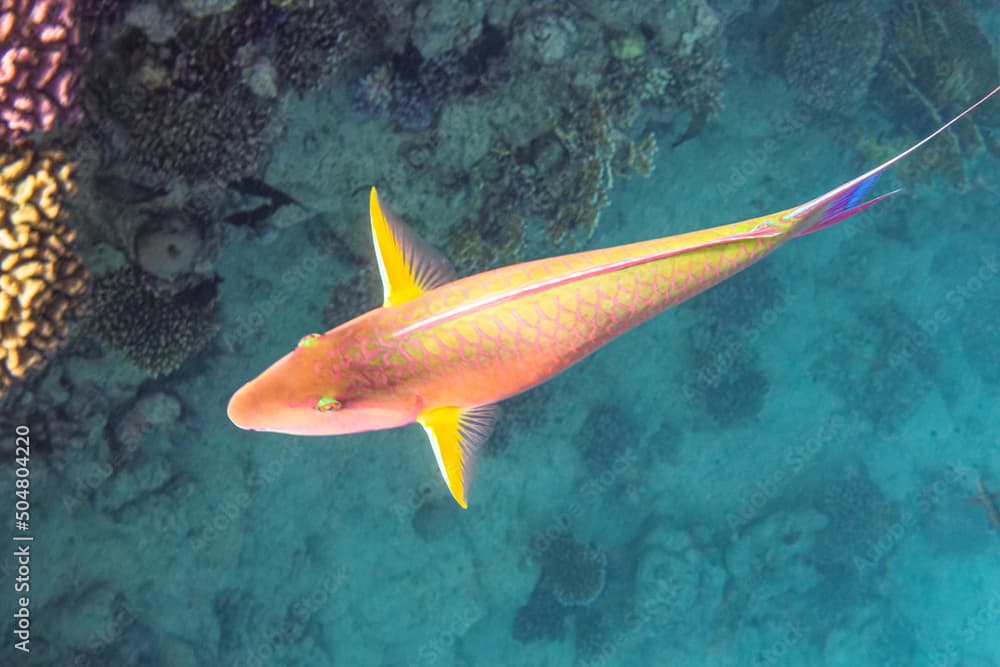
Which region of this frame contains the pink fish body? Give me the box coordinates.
[228,87,999,507]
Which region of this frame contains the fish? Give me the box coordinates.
[973,478,1000,529]
[228,86,1000,508]
[227,177,304,209]
[224,178,306,231]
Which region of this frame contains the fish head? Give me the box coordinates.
[227,330,420,436]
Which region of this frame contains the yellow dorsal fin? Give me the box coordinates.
[417,404,500,508]
[369,187,455,307]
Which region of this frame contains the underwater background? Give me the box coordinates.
[0,0,998,665]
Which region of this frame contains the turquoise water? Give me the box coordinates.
[2,1,999,665]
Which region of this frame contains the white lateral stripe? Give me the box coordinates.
[391,230,773,338]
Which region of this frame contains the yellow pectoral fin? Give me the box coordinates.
[369,187,456,307]
[418,404,500,508]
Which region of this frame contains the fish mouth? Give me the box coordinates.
[226,384,259,430]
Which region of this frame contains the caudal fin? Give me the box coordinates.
[789,85,1000,237]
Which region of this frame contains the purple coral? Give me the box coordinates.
[0,0,84,145]
[389,46,469,131]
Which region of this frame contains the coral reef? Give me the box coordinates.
[84,266,218,377]
[273,1,368,93]
[685,264,780,427]
[545,96,659,246]
[576,404,638,476]
[351,63,392,118]
[354,22,504,131]
[723,509,826,618]
[782,0,884,113]
[0,147,85,394]
[0,0,85,146]
[512,585,568,644]
[868,0,999,188]
[811,465,899,580]
[90,3,278,181]
[631,520,726,641]
[514,529,608,644]
[130,206,211,284]
[539,530,608,607]
[389,46,469,131]
[810,301,938,434]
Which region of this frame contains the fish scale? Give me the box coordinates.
[380,212,787,408]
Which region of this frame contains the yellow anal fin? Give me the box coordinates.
[418,404,500,508]
[369,187,455,307]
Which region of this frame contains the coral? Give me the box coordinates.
[694,262,781,329]
[408,0,486,60]
[665,43,726,144]
[132,209,204,281]
[85,266,219,377]
[810,302,937,434]
[93,3,278,180]
[273,2,365,93]
[512,585,568,644]
[783,0,884,113]
[0,148,85,394]
[869,0,999,188]
[685,266,778,426]
[510,10,577,66]
[445,209,524,276]
[389,46,470,131]
[632,522,726,636]
[351,63,392,118]
[811,465,898,576]
[0,0,85,145]
[545,97,657,246]
[537,530,608,607]
[180,0,237,18]
[576,404,638,475]
[723,509,826,615]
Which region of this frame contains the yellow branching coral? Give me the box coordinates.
[0,149,86,395]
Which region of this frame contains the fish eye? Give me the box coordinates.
[298,333,321,348]
[315,397,342,412]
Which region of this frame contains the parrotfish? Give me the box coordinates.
[228,86,1000,508]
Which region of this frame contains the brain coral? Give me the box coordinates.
[0,147,85,394]
[783,0,884,112]
[0,0,84,145]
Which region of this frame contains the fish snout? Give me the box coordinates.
[227,384,260,430]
